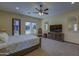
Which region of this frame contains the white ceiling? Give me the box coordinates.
[0,2,79,19]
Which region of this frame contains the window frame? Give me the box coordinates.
[25,22,37,34]
[44,23,49,31]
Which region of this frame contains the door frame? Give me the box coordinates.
[12,18,21,35]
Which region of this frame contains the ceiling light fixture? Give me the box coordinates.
[39,12,44,16]
[71,2,75,4]
[16,7,19,10]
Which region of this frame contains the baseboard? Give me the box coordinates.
[64,41,79,45]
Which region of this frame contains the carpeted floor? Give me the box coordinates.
[26,38,79,56]
[26,48,49,56]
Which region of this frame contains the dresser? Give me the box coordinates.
[48,32,64,41]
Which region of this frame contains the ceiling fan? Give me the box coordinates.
[34,5,48,16]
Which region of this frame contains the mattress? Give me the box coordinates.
[0,35,40,55]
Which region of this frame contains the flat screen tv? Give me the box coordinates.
[50,24,62,32]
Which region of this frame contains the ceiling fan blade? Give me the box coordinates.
[43,12,48,14]
[44,8,48,11]
[33,12,39,13]
[35,8,40,11]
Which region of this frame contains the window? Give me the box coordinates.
[25,22,31,34]
[44,23,48,31]
[74,24,78,31]
[32,23,37,34]
[25,22,37,34]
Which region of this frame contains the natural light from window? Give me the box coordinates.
[74,24,78,31]
[45,23,48,31]
[25,22,37,34]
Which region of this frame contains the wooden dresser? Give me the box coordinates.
[48,32,64,41]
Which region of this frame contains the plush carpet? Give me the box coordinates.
[26,38,79,56]
[26,48,48,56]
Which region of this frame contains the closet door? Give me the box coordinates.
[12,18,21,35]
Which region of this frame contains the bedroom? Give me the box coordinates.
[0,2,79,56]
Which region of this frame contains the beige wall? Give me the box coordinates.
[42,8,79,44]
[1,8,79,44]
[0,10,42,35]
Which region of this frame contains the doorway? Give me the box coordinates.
[12,18,21,35]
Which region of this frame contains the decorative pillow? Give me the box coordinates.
[0,32,9,42]
[0,37,5,43]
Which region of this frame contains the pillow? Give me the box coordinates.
[0,37,5,43]
[0,32,9,42]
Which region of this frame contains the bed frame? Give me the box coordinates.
[8,39,41,56]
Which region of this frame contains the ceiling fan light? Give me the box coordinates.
[41,13,43,15]
[38,12,43,16]
[39,12,42,16]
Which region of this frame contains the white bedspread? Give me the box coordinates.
[0,35,40,55]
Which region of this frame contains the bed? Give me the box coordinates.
[0,33,40,56]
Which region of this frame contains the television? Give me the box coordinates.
[50,24,62,32]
